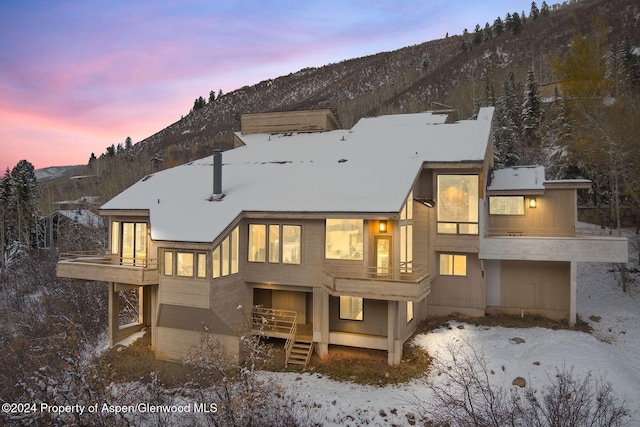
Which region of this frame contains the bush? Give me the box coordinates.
[416,341,630,427]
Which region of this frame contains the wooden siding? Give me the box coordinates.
[155,327,239,361]
[328,297,388,336]
[160,277,210,308]
[486,260,570,320]
[487,189,575,236]
[428,253,485,316]
[240,109,340,134]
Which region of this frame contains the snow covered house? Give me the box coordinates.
[56,108,628,366]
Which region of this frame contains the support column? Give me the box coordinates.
[569,261,577,327]
[108,282,119,346]
[387,301,402,365]
[313,288,329,358]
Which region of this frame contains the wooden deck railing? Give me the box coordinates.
[323,262,429,283]
[251,307,298,367]
[59,251,158,268]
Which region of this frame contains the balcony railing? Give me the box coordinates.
[57,251,159,285]
[323,262,430,301]
[485,226,623,238]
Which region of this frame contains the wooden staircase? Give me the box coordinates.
[251,307,314,368]
[287,338,314,367]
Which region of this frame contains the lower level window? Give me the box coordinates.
[407,301,414,323]
[440,254,467,276]
[339,296,363,321]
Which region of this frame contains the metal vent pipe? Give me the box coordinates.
[213,149,222,196]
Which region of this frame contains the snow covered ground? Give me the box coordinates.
[267,231,640,426]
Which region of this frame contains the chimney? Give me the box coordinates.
[212,149,223,200]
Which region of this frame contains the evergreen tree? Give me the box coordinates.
[505,13,513,32]
[209,90,216,103]
[494,76,522,167]
[422,54,431,70]
[218,89,223,99]
[511,12,523,34]
[125,136,133,150]
[473,24,483,45]
[106,144,116,157]
[621,39,640,90]
[521,69,542,148]
[530,2,540,19]
[88,153,97,167]
[493,17,504,36]
[483,23,493,41]
[541,1,550,16]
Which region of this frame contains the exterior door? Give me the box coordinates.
[375,236,391,277]
[120,222,147,266]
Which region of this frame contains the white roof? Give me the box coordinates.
[102,107,494,243]
[488,165,591,193]
[57,210,103,228]
[488,166,546,192]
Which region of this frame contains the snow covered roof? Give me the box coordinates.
[57,210,103,228]
[101,107,494,243]
[488,165,591,194]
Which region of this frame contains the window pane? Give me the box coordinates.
[283,225,301,264]
[177,252,194,277]
[121,223,134,265]
[197,253,207,278]
[325,219,363,260]
[459,223,479,235]
[111,222,119,255]
[440,254,467,276]
[164,251,173,276]
[222,236,230,276]
[437,223,458,234]
[135,223,147,265]
[269,225,280,263]
[248,224,266,262]
[339,296,363,321]
[212,247,221,278]
[407,224,413,270]
[407,301,414,322]
[489,196,525,215]
[440,254,453,275]
[407,190,413,220]
[437,175,478,222]
[231,227,239,274]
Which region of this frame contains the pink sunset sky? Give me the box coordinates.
[0,0,535,172]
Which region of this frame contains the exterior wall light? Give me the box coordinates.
[529,197,537,208]
[379,220,387,232]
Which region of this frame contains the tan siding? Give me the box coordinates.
[497,260,570,320]
[329,297,388,336]
[160,277,210,308]
[487,189,576,236]
[240,109,340,134]
[428,253,485,315]
[156,327,239,361]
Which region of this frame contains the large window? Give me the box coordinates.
[437,175,479,234]
[248,224,266,262]
[325,219,363,260]
[407,301,414,323]
[339,296,363,321]
[400,191,413,273]
[439,254,467,276]
[489,196,525,215]
[248,224,301,265]
[111,221,147,266]
[213,226,239,279]
[164,250,207,278]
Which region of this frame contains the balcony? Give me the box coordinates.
[57,251,159,285]
[322,263,431,301]
[480,227,628,262]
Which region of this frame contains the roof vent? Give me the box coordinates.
[211,149,224,201]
